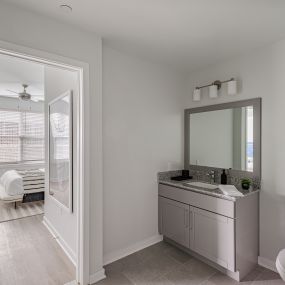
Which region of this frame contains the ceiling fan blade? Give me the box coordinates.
[6,89,19,95]
[31,97,44,102]
[4,94,19,98]
[31,95,44,100]
[0,95,19,99]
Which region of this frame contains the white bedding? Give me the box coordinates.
[0,170,23,196]
[0,184,23,202]
[0,169,45,198]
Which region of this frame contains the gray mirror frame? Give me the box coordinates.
[184,98,261,177]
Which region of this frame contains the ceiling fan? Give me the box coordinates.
[2,84,43,102]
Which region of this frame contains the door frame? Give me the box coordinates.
[0,39,91,285]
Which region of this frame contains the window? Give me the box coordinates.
[50,112,69,160]
[246,106,253,171]
[0,110,44,164]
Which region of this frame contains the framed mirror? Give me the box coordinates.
[48,90,73,212]
[184,98,261,177]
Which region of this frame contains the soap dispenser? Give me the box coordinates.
[221,169,227,185]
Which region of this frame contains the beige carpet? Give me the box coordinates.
[0,201,44,223]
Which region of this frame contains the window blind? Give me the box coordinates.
[50,113,69,160]
[0,110,44,163]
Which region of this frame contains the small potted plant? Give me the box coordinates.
[241,178,252,190]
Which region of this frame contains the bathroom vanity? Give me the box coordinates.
[158,179,259,281]
[158,98,262,281]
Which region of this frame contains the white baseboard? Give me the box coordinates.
[64,281,77,285]
[103,234,163,265]
[42,216,76,266]
[89,269,106,284]
[258,256,277,273]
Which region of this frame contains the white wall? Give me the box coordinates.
[102,46,185,262]
[0,1,103,276]
[186,40,285,264]
[0,97,44,112]
[190,109,233,168]
[44,66,79,262]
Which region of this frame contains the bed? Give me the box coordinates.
[0,169,45,208]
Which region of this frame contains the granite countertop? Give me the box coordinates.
[159,178,260,202]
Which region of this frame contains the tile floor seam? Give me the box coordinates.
[121,272,135,285]
[121,252,185,284]
[156,262,184,280]
[168,254,188,266]
[201,271,219,285]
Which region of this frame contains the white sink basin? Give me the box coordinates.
[185,181,218,190]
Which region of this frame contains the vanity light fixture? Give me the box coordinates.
[192,88,201,101]
[209,84,218,98]
[193,78,237,100]
[227,79,237,95]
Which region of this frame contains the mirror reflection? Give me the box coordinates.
[49,92,73,211]
[189,106,253,171]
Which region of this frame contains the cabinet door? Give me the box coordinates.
[159,197,190,248]
[190,206,235,271]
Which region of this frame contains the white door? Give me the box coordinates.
[190,206,235,271]
[45,66,79,268]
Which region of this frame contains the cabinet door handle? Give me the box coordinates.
[190,211,193,230]
[185,210,189,228]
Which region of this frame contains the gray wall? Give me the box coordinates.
[186,40,285,264]
[102,45,185,263]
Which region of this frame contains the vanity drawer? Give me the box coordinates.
[159,184,235,218]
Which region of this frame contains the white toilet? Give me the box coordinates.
[276,249,285,281]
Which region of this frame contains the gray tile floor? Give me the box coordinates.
[97,241,284,285]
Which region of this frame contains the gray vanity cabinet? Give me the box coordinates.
[158,183,259,282]
[190,206,235,271]
[159,196,190,248]
[159,196,235,271]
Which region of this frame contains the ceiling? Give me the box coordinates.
[3,0,285,71]
[0,53,44,99]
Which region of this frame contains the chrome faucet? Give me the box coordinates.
[207,170,216,184]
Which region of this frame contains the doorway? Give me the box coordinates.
[0,55,45,221]
[0,43,89,285]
